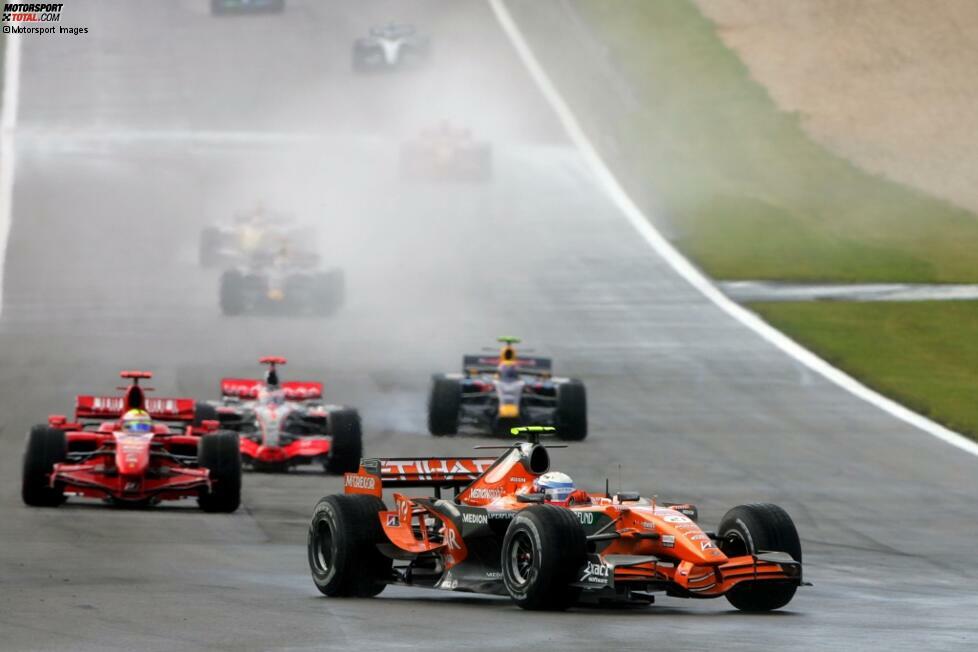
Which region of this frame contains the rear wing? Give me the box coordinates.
[344,457,497,497]
[281,381,322,400]
[221,378,322,400]
[75,396,196,421]
[221,379,262,399]
[461,355,553,376]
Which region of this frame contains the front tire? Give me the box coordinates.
[308,494,392,597]
[501,505,586,610]
[719,503,801,612]
[197,432,242,513]
[22,426,67,507]
[555,380,587,441]
[427,376,460,436]
[325,409,362,474]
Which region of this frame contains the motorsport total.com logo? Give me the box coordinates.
[2,3,89,35]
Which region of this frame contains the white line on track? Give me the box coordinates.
[489,0,978,458]
[0,32,22,319]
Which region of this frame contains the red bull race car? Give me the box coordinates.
[21,371,241,512]
[308,427,806,612]
[203,357,362,473]
[428,337,587,439]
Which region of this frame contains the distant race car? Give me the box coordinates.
[203,356,362,473]
[211,0,285,15]
[352,23,430,72]
[199,205,313,268]
[308,426,807,611]
[400,122,492,182]
[219,250,344,317]
[21,371,241,512]
[428,337,586,439]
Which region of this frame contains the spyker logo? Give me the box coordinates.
[579,561,610,584]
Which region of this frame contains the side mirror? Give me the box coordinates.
[516,493,545,504]
[201,419,220,432]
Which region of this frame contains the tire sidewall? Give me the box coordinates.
[308,497,344,592]
[502,515,544,603]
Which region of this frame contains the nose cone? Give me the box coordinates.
[498,404,520,418]
[114,435,152,476]
[636,506,730,564]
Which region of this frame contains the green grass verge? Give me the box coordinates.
[514,0,978,282]
[751,301,978,439]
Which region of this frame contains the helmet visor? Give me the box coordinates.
[125,420,152,433]
[544,486,573,503]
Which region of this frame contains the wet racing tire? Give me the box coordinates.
[427,375,460,436]
[22,425,67,507]
[555,380,587,441]
[219,269,247,316]
[719,503,802,612]
[193,403,219,427]
[325,409,362,474]
[308,494,392,597]
[197,432,242,513]
[502,505,587,610]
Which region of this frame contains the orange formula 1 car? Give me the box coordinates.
[308,427,806,611]
[21,371,241,512]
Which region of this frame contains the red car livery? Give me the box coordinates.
[21,371,241,511]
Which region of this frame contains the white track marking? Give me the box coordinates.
[0,32,22,319]
[489,0,978,458]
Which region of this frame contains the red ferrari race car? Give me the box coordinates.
[21,371,241,512]
[202,357,362,473]
[308,427,807,612]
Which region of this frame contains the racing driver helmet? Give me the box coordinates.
[121,409,152,434]
[533,471,576,506]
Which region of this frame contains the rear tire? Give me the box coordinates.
[197,432,242,513]
[719,503,801,612]
[308,494,392,597]
[555,380,587,441]
[193,403,219,427]
[22,426,67,507]
[502,505,586,610]
[427,376,460,436]
[325,409,362,474]
[220,269,246,316]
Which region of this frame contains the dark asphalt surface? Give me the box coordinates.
[1,2,976,650]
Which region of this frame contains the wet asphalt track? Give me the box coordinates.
[1,2,976,650]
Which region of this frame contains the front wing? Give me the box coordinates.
[51,461,211,503]
[240,436,331,465]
